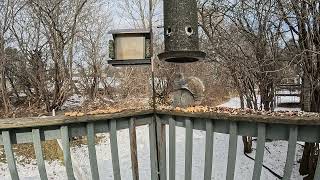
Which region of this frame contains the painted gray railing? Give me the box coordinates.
[1,109,320,180]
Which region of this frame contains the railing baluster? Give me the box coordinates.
[252,123,266,180]
[110,119,121,180]
[314,142,320,179]
[2,130,19,180]
[283,125,298,180]
[156,116,167,180]
[86,123,100,180]
[60,126,75,180]
[149,117,159,180]
[226,121,238,180]
[169,117,176,180]
[204,119,214,180]
[32,128,48,180]
[185,118,193,180]
[129,118,139,180]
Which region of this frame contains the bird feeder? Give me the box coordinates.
[158,0,206,63]
[108,29,151,66]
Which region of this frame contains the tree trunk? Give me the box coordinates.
[302,74,311,112]
[299,74,312,176]
[300,74,319,179]
[0,35,10,114]
[300,143,318,180]
[240,94,245,109]
[242,136,253,154]
[300,143,313,176]
[0,66,10,114]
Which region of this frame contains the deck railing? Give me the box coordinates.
[1,109,320,180]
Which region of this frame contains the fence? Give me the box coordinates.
[1,109,320,180]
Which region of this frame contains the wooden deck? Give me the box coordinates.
[0,108,320,180]
[0,109,320,130]
[0,109,154,129]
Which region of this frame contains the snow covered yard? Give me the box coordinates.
[0,159,66,180]
[0,96,305,179]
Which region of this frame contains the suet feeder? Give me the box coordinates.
[108,29,151,66]
[158,0,206,63]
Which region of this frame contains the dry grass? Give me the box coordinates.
[201,84,235,107]
[71,135,105,147]
[0,104,48,119]
[0,134,106,164]
[0,140,63,164]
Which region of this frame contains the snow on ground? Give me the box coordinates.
[0,96,305,179]
[61,94,85,110]
[0,158,66,180]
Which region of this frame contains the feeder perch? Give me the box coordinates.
[158,0,206,63]
[108,29,151,66]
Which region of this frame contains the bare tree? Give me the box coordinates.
[117,0,161,28]
[25,0,88,111]
[76,3,111,100]
[198,0,287,153]
[0,0,20,115]
[277,1,320,178]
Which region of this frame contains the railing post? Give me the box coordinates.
[156,116,167,180]
[60,126,75,180]
[110,120,121,180]
[2,130,19,180]
[226,121,238,180]
[204,119,214,180]
[283,125,298,180]
[32,128,48,180]
[149,115,159,180]
[314,145,320,179]
[185,118,193,180]
[129,117,139,180]
[86,123,100,180]
[252,123,266,180]
[169,117,176,180]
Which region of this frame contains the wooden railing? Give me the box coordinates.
[1,109,320,180]
[275,84,301,97]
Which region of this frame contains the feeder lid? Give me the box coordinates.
[108,29,150,35]
[158,50,206,63]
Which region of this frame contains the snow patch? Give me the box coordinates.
[61,94,85,110]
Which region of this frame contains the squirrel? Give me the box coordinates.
[172,73,205,107]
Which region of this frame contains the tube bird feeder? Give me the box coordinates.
[158,0,206,63]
